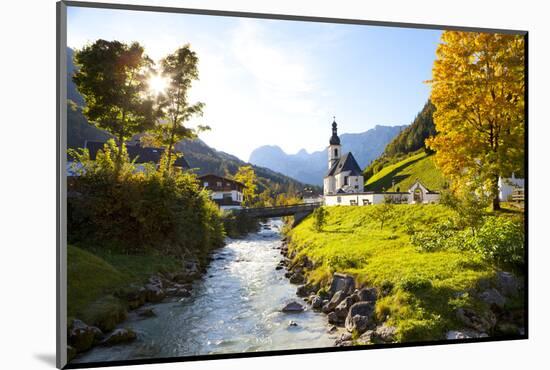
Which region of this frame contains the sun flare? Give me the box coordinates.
[148,74,168,95]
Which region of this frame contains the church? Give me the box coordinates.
[322,118,440,206]
[323,119,364,196]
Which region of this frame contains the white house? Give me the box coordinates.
[323,119,365,195]
[324,180,440,206]
[199,174,245,210]
[498,173,525,201]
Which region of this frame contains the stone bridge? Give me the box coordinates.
[231,202,323,226]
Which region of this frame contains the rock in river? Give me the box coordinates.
[101,328,137,346]
[68,319,103,353]
[282,301,305,313]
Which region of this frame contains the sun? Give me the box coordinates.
[148,74,168,95]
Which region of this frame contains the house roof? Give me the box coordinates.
[325,152,363,177]
[408,179,439,194]
[198,174,246,188]
[80,141,190,169]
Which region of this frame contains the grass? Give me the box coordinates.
[67,245,181,320]
[289,205,498,342]
[365,151,447,192]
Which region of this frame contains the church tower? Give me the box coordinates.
[328,118,341,169]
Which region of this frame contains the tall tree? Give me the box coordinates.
[154,45,207,174]
[73,40,156,174]
[234,165,257,207]
[426,31,525,210]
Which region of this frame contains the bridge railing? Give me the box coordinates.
[231,202,323,214]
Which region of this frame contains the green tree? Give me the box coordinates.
[370,202,395,230]
[312,207,327,232]
[153,45,209,174]
[426,32,525,210]
[234,165,257,206]
[73,40,156,175]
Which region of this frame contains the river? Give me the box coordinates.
[74,218,334,364]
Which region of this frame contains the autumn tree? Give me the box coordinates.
[152,45,208,174]
[234,165,257,206]
[73,40,156,175]
[426,31,525,210]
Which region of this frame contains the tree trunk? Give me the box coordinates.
[115,130,125,179]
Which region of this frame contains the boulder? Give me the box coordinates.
[446,329,488,340]
[118,285,147,309]
[345,302,375,334]
[496,271,521,298]
[275,265,284,271]
[289,272,305,285]
[288,320,298,327]
[296,285,310,297]
[311,295,323,310]
[324,290,347,313]
[136,307,156,318]
[329,273,355,297]
[479,288,506,309]
[456,308,496,333]
[68,319,103,353]
[334,297,355,320]
[327,325,338,333]
[144,284,166,303]
[358,330,374,344]
[101,328,137,346]
[335,332,353,347]
[374,325,397,342]
[346,315,369,334]
[282,301,304,313]
[353,288,378,303]
[327,312,339,325]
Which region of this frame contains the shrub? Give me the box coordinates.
[410,220,464,252]
[312,207,327,232]
[468,216,525,269]
[68,140,225,256]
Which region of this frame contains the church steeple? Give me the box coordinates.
[329,117,341,145]
[328,117,342,169]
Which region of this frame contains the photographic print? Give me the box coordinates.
[59,2,527,368]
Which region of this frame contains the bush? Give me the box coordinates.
[409,220,464,252]
[468,217,525,269]
[68,140,225,256]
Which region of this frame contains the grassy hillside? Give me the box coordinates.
[288,205,498,342]
[365,151,447,192]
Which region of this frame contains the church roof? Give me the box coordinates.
[325,152,363,177]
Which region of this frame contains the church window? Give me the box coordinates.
[344,176,349,185]
[334,148,338,157]
[337,196,341,203]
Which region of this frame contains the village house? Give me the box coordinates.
[322,119,440,206]
[499,173,525,202]
[67,140,190,175]
[199,174,245,210]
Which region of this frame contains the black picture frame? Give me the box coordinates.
[57,2,529,369]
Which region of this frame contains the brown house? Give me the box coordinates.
[198,174,245,209]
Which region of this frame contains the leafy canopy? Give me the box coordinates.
[73,40,156,144]
[426,32,525,209]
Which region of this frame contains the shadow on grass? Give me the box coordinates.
[365,155,425,191]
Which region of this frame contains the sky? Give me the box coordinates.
[67,6,442,162]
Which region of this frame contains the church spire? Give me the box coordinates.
[330,117,341,145]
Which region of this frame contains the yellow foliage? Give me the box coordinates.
[426,31,525,204]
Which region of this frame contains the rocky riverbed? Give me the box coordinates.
[70,219,335,365]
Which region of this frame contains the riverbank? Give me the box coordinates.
[69,219,334,364]
[284,205,525,344]
[67,243,217,361]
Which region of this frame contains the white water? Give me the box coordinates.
[74,219,334,364]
